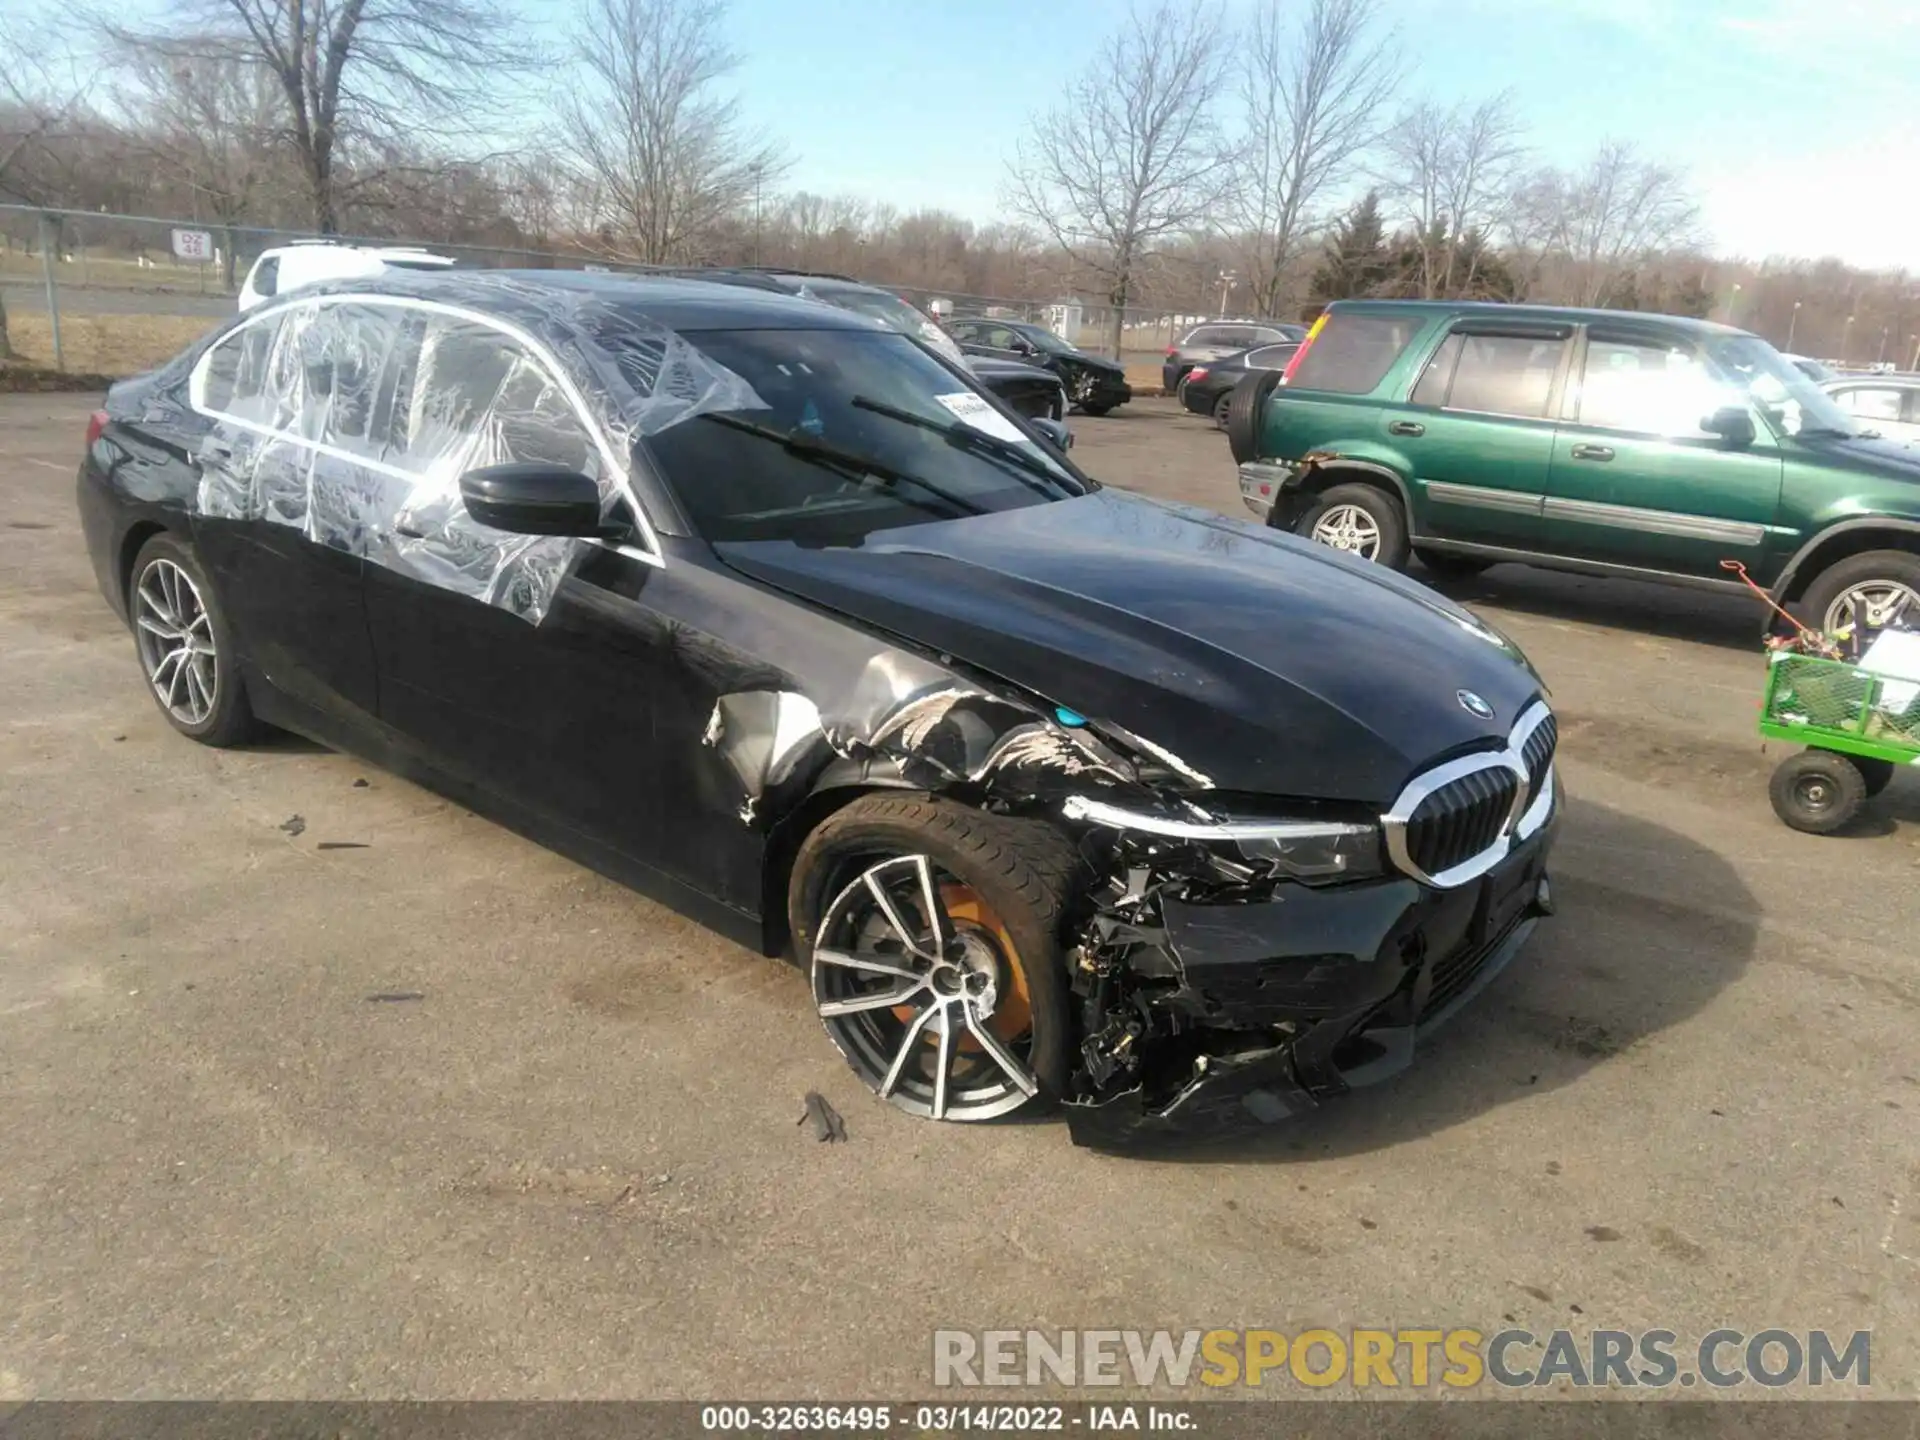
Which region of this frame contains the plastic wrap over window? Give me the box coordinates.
[185,273,764,621]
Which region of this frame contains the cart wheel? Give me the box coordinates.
[1769,750,1868,834]
[1854,757,1896,798]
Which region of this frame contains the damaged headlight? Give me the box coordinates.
[1061,795,1383,881]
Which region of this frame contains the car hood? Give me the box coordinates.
[1064,351,1127,378]
[1793,431,1920,479]
[966,356,1063,385]
[716,489,1544,802]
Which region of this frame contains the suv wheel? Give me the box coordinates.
[1801,549,1920,638]
[1294,483,1410,570]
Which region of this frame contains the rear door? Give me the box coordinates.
[185,300,388,726]
[1543,325,1784,579]
[1396,321,1571,549]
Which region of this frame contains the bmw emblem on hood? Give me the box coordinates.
[1457,689,1495,720]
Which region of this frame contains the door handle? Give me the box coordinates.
[1388,421,1425,437]
[1571,443,1614,462]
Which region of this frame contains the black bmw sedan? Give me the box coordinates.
[77,270,1557,1147]
[1179,341,1300,429]
[946,318,1133,416]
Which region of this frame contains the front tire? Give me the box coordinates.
[1294,482,1411,570]
[788,795,1081,1122]
[1079,403,1113,418]
[1768,750,1867,834]
[129,532,259,747]
[1800,549,1920,639]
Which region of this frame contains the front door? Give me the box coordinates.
[1399,323,1572,548]
[1543,327,1784,580]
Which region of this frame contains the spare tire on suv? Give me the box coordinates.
[1226,370,1283,465]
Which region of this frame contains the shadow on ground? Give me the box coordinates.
[1420,562,1768,653]
[1116,795,1758,1163]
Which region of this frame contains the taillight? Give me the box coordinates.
[1282,314,1329,386]
[85,410,108,450]
[1165,346,1178,358]
[1187,366,1209,382]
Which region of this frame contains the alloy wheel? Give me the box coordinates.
[811,853,1040,1122]
[1310,503,1383,561]
[134,558,218,726]
[1823,579,1918,637]
[1212,394,1231,430]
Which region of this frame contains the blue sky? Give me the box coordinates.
[703,0,1919,270]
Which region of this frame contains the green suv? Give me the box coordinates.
[1232,300,1920,635]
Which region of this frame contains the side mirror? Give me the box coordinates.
[1702,406,1756,448]
[460,463,612,538]
[1013,339,1039,357]
[1029,416,1074,452]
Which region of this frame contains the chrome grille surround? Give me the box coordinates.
[1382,700,1556,889]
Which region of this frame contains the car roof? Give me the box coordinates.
[293,267,879,333]
[1325,298,1748,338]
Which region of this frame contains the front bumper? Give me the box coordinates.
[1076,374,1133,409]
[1065,812,1558,1148]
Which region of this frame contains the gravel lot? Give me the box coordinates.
[2,393,1916,1399]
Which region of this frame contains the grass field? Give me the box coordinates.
[0,249,230,295]
[3,313,216,377]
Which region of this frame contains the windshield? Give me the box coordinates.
[1018,326,1077,356]
[643,328,1090,544]
[809,285,968,364]
[1707,334,1861,439]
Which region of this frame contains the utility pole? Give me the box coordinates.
[1877,325,1889,366]
[1842,313,1856,364]
[1785,300,1800,353]
[1216,270,1236,318]
[751,163,764,267]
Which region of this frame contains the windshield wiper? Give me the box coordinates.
[702,412,985,517]
[850,395,1081,499]
[1796,425,1857,439]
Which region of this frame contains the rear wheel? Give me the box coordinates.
[1211,392,1232,430]
[1294,482,1411,570]
[788,795,1081,1122]
[1768,750,1867,834]
[1800,549,1920,639]
[129,532,260,747]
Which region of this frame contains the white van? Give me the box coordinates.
[237,241,457,310]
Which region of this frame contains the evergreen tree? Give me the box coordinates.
[1310,192,1391,302]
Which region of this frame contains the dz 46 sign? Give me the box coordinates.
[171,228,214,262]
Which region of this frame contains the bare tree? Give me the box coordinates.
[118,50,284,287]
[560,0,787,266]
[1005,2,1227,358]
[0,11,95,359]
[113,0,541,234]
[1381,92,1527,298]
[1233,0,1396,318]
[1555,141,1701,305]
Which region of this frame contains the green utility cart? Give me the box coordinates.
[1761,651,1920,833]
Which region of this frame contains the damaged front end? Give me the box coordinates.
[700,645,1558,1150]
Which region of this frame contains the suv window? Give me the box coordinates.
[1577,334,1720,437]
[1446,334,1564,418]
[1289,313,1419,395]
[250,255,280,297]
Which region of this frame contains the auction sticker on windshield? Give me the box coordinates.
[936,392,1030,445]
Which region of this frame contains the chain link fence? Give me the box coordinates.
[1,202,1205,383]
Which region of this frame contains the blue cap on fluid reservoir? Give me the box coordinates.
[1055,706,1086,727]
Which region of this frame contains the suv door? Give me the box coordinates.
[1543,326,1784,579]
[1397,321,1571,548]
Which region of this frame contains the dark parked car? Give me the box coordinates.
[1180,342,1300,429]
[663,268,1071,436]
[1165,320,1306,394]
[947,318,1133,416]
[1235,300,1920,639]
[78,271,1558,1146]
